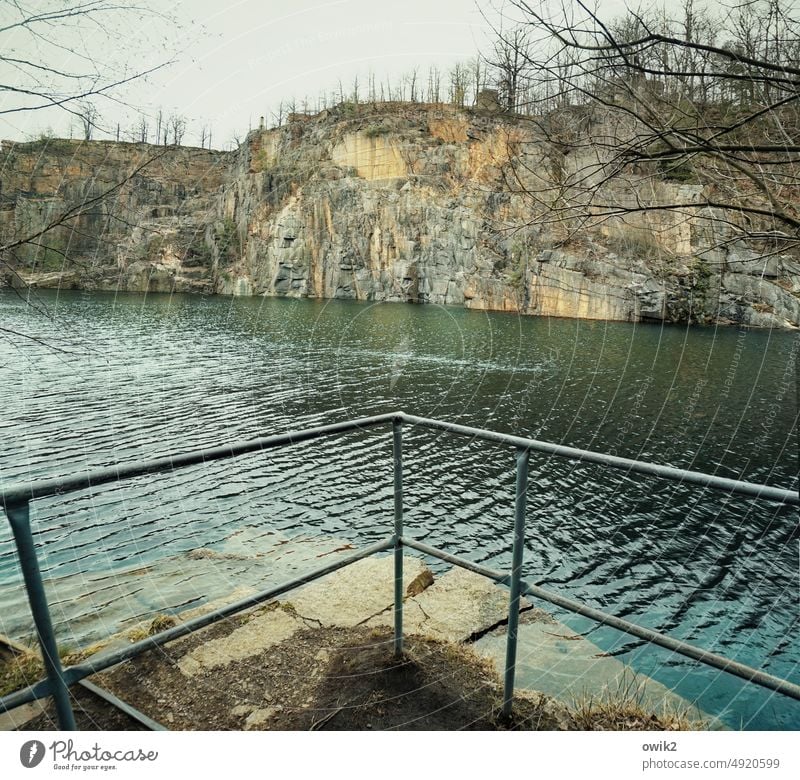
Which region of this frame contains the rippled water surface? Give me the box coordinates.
[0,289,797,728]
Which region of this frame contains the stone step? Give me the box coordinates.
[1,546,713,730]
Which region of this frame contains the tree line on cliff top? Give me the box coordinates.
[222,1,800,260]
[487,0,800,259]
[264,0,800,257]
[1,0,798,320]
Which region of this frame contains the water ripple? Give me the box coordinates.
[0,289,797,728]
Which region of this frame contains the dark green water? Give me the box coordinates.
[0,289,797,728]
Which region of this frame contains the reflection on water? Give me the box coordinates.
[0,289,797,728]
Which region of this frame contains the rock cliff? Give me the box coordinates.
[2,103,798,328]
[0,138,228,294]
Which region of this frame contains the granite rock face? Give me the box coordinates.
[2,104,798,328]
[0,138,228,294]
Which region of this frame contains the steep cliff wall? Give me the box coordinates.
[0,138,229,293]
[2,105,799,328]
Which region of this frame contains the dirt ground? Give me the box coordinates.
[12,620,692,731]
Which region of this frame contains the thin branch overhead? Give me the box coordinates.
[0,0,175,124]
[492,0,800,254]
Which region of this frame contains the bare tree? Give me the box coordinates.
[449,62,468,106]
[408,68,419,102]
[428,66,442,103]
[486,25,533,111]
[0,1,172,130]
[155,109,165,145]
[169,114,186,145]
[499,0,800,256]
[135,115,149,144]
[271,100,285,128]
[78,101,98,140]
[470,56,486,103]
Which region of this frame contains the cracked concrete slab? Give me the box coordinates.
[286,554,428,628]
[176,555,429,678]
[177,559,708,721]
[368,566,527,643]
[178,606,302,676]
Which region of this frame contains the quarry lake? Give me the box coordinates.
[0,288,797,729]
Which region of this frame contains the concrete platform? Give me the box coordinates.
[1,552,710,730]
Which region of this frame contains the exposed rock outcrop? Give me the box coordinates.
[2,103,798,328]
[0,138,228,294]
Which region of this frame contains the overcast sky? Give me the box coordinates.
[1,0,646,148]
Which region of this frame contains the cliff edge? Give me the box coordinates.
[2,103,798,328]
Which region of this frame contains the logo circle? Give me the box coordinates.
[20,740,45,769]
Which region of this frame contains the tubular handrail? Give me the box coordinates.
[1,411,797,731]
[0,412,398,509]
[400,413,799,505]
[2,411,796,509]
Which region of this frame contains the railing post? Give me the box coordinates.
[5,501,76,730]
[392,417,404,657]
[502,447,529,717]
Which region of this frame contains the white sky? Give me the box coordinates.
[1,0,645,148]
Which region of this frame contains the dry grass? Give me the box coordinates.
[568,695,699,730]
[125,613,178,643]
[604,223,673,265]
[1,613,180,699]
[565,673,705,731]
[0,652,43,698]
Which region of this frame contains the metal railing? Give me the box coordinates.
[1,411,798,730]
